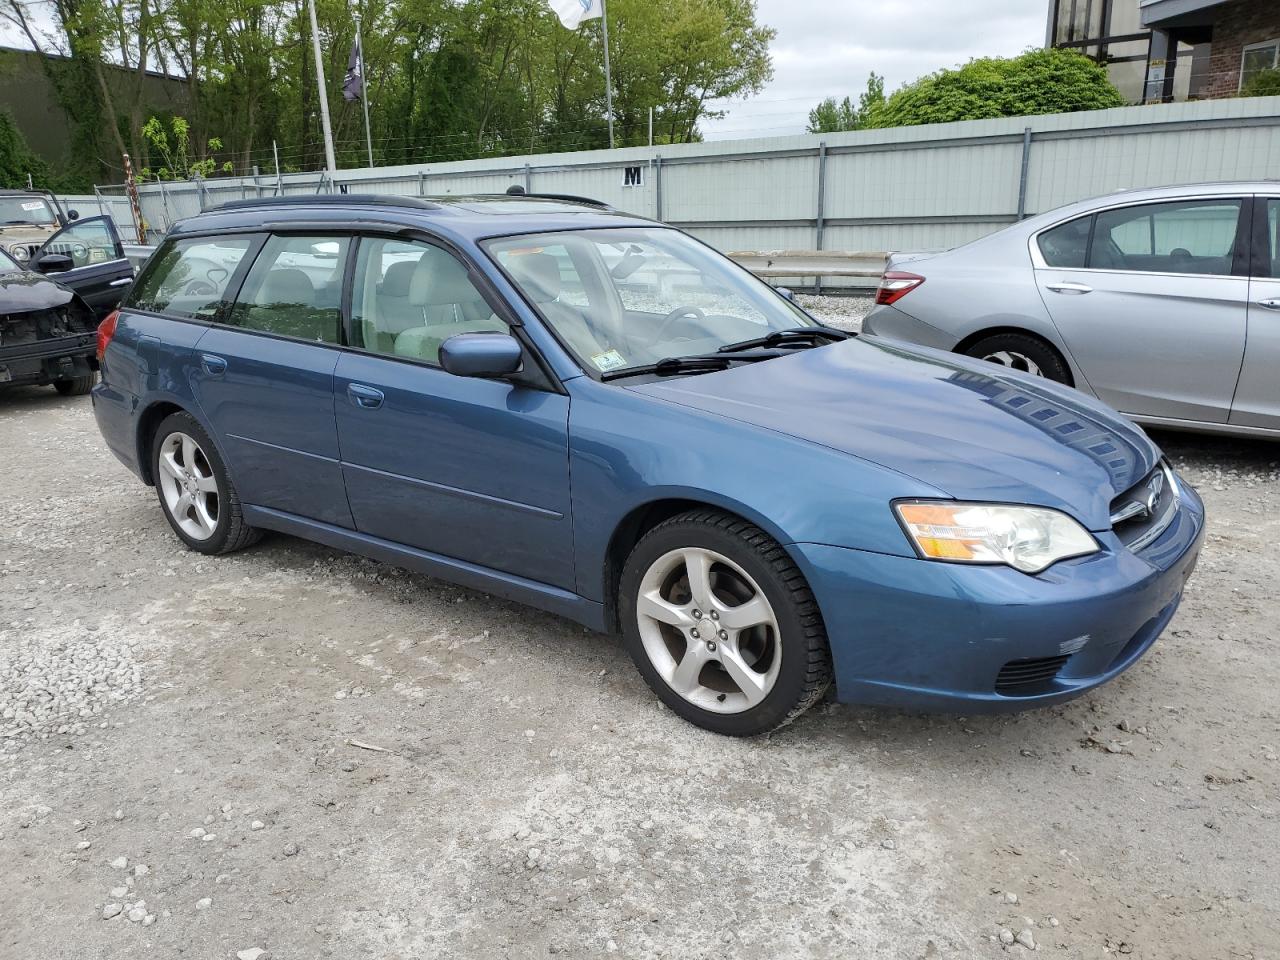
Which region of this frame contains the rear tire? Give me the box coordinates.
[619,510,832,736]
[962,333,1071,385]
[54,372,97,396]
[150,411,261,555]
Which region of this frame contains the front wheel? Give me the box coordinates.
[962,332,1071,385]
[150,411,261,555]
[619,510,832,736]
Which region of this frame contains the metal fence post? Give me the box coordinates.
[654,155,663,222]
[93,185,106,218]
[1017,126,1033,220]
[158,179,171,231]
[815,142,828,295]
[418,171,427,197]
[524,163,532,193]
[195,175,207,211]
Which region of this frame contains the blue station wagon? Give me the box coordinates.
[92,194,1205,735]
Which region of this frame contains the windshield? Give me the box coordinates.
[0,246,23,273]
[484,227,815,375]
[0,196,57,226]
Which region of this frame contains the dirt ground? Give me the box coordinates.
[2,333,1278,959]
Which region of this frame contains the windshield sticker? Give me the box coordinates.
[21,201,45,212]
[591,349,627,372]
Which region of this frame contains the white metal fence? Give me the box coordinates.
[90,96,1280,288]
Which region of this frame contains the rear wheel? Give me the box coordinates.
[150,411,261,555]
[53,372,97,396]
[619,510,832,736]
[962,332,1071,385]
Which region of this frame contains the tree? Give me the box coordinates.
[866,49,1124,129]
[0,110,48,188]
[807,72,883,133]
[138,116,233,179]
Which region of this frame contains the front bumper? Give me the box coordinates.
[0,332,96,385]
[792,481,1205,712]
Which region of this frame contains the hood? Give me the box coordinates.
[630,337,1160,531]
[0,269,80,314]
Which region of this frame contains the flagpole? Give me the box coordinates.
[600,0,614,149]
[307,0,337,176]
[355,12,374,168]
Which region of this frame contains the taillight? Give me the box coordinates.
[97,310,119,362]
[875,271,925,306]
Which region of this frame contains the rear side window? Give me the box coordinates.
[127,236,256,320]
[1089,199,1241,275]
[227,234,350,344]
[1037,216,1091,269]
[1266,198,1280,278]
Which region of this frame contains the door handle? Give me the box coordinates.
[200,354,227,377]
[1258,298,1280,310]
[1045,281,1093,295]
[347,383,384,409]
[109,277,133,287]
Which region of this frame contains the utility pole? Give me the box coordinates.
[272,140,284,194]
[355,12,374,168]
[648,107,653,147]
[307,0,338,176]
[601,0,614,148]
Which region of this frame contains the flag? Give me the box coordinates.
[343,38,364,102]
[547,0,602,30]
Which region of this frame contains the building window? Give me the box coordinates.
[1240,39,1280,92]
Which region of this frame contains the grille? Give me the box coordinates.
[1110,462,1178,552]
[995,655,1069,695]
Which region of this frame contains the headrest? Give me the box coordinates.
[409,247,483,307]
[258,268,314,307]
[381,259,418,298]
[507,253,560,303]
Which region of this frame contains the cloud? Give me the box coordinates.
[703,0,1047,139]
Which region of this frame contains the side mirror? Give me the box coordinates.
[67,209,80,221]
[35,253,75,274]
[439,333,523,379]
[776,286,796,302]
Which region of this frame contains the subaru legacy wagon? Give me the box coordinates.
[91,194,1204,736]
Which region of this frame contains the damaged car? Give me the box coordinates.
[0,214,134,396]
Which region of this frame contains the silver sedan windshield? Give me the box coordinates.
[484,228,814,374]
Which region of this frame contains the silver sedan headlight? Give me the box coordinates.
[895,501,1099,574]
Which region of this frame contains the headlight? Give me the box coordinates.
[11,244,29,263]
[895,501,1099,574]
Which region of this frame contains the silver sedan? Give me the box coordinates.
[863,181,1280,440]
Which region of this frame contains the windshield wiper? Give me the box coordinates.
[600,351,778,382]
[717,326,850,354]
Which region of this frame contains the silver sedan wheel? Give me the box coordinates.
[635,547,782,714]
[157,432,219,541]
[981,350,1044,377]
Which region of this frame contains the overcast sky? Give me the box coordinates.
[701,0,1049,140]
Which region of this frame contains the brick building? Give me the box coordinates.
[1046,0,1280,103]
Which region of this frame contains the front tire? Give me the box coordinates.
[150,411,261,555]
[619,510,832,736]
[54,372,97,396]
[962,332,1071,385]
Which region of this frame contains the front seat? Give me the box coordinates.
[505,253,609,361]
[393,248,504,363]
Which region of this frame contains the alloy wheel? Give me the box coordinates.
[635,547,782,714]
[157,432,220,541]
[981,349,1044,377]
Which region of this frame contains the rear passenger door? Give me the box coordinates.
[333,235,575,589]
[1231,196,1280,430]
[189,232,355,529]
[1033,198,1249,423]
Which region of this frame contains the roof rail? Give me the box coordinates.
[488,191,614,211]
[213,194,442,212]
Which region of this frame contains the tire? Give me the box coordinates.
[54,372,97,396]
[618,510,832,736]
[150,411,261,555]
[962,332,1071,385]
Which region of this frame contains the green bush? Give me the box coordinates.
[0,110,48,189]
[1240,67,1280,98]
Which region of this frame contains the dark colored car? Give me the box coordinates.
[91,194,1203,736]
[0,215,134,395]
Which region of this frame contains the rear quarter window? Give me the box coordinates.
[1037,216,1091,269]
[127,235,257,320]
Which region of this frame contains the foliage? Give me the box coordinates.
[814,49,1125,132]
[807,72,883,133]
[4,0,775,183]
[138,117,233,180]
[0,110,49,189]
[1240,67,1280,98]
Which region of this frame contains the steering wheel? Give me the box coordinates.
[183,278,217,297]
[652,305,706,342]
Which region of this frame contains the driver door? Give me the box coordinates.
[30,215,134,318]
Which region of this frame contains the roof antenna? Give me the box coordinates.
[505,184,526,196]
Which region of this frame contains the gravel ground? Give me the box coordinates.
[2,349,1278,959]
